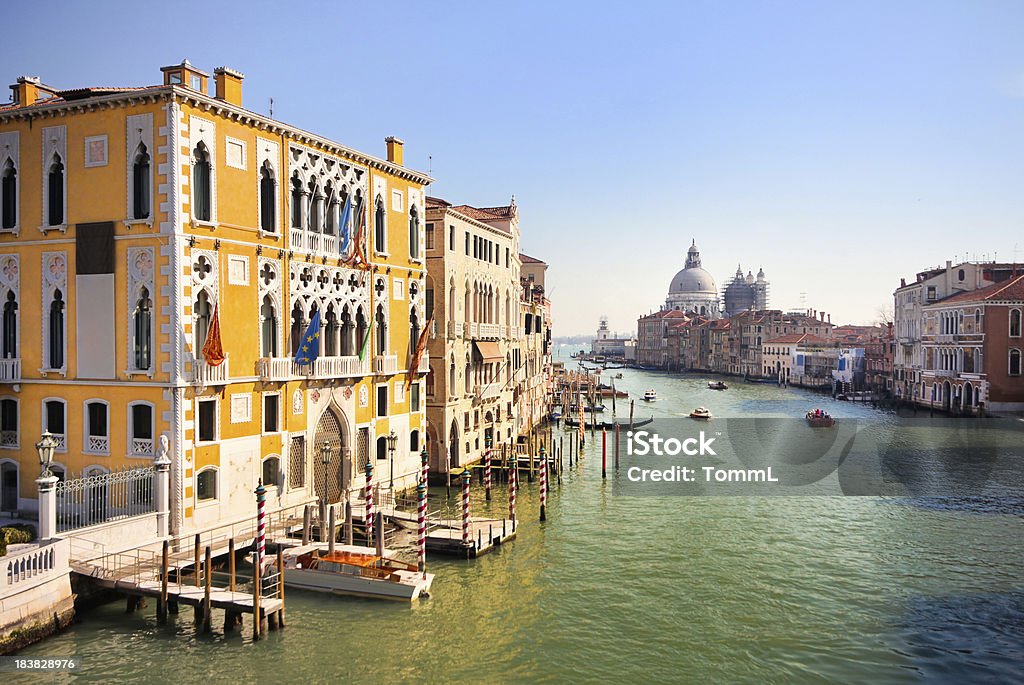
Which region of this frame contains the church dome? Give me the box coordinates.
[670,266,718,295]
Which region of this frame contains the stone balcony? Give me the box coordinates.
[192,358,230,386]
[374,354,399,375]
[290,228,341,258]
[447,321,463,339]
[477,323,500,340]
[0,358,20,383]
[259,355,369,381]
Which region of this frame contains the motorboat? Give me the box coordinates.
[643,389,658,401]
[707,381,728,390]
[689,407,712,420]
[805,410,835,427]
[280,543,433,601]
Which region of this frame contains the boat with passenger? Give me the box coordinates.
[805,409,835,427]
[643,389,658,401]
[689,407,712,420]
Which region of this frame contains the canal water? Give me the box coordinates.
[17,350,1024,683]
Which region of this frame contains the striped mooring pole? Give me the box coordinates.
[508,453,517,523]
[364,460,374,548]
[421,447,429,489]
[255,479,267,571]
[484,439,492,501]
[461,468,471,546]
[417,480,427,575]
[539,446,547,522]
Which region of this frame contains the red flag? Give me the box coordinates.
[406,317,433,385]
[201,302,226,366]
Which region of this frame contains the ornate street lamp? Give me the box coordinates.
[36,431,58,478]
[387,430,398,488]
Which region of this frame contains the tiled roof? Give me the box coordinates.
[520,253,545,265]
[938,273,1024,305]
[425,196,450,209]
[765,333,828,345]
[0,85,165,112]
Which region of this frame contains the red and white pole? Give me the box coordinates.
[461,469,471,546]
[484,440,492,501]
[417,481,427,575]
[420,447,429,490]
[508,456,517,523]
[539,446,547,522]
[364,460,374,548]
[255,479,267,571]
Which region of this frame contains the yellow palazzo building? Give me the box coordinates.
[0,61,430,534]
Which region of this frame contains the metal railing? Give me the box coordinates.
[55,466,155,533]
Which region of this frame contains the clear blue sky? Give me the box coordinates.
[5,1,1023,335]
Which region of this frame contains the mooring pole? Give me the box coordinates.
[158,540,168,625]
[602,427,607,479]
[364,460,374,548]
[255,479,267,573]
[328,504,336,557]
[539,446,547,522]
[202,546,212,633]
[461,469,472,547]
[229,537,236,593]
[417,480,427,576]
[629,400,634,429]
[193,534,201,588]
[277,546,286,628]
[614,422,620,469]
[252,560,261,641]
[508,455,517,526]
[302,504,311,545]
[484,439,492,501]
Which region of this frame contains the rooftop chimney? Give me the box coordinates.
[10,76,42,106]
[214,66,244,106]
[385,136,404,166]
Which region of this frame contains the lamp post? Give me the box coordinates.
[387,430,398,489]
[36,430,57,477]
[35,431,59,541]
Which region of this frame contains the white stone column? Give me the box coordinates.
[36,474,59,541]
[154,435,171,538]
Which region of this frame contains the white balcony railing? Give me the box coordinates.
[475,384,502,401]
[131,437,154,457]
[0,358,20,383]
[86,435,109,454]
[259,356,370,381]
[193,358,230,386]
[479,323,500,340]
[374,354,399,375]
[418,354,431,373]
[316,355,369,378]
[448,322,464,338]
[290,228,343,258]
[52,433,66,451]
[469,323,479,338]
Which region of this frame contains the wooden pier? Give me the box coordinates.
[425,517,517,558]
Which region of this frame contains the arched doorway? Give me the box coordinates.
[0,459,17,512]
[963,383,974,413]
[942,381,952,411]
[484,411,494,448]
[448,420,460,470]
[313,407,346,504]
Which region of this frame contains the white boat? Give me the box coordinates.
[643,389,658,401]
[689,407,712,419]
[280,543,434,601]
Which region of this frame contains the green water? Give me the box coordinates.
[16,357,1024,683]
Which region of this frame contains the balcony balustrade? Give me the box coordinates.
[259,355,369,381]
[193,358,230,386]
[374,354,399,375]
[0,358,20,383]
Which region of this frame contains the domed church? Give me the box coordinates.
[664,240,721,318]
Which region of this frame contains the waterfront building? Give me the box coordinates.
[791,342,840,389]
[722,265,769,316]
[637,309,690,368]
[519,254,552,433]
[422,196,520,473]
[918,274,1024,413]
[0,62,429,532]
[591,316,634,358]
[863,324,894,394]
[893,260,1018,404]
[664,241,720,318]
[762,334,827,383]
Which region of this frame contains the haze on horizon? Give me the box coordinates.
[4,1,1022,336]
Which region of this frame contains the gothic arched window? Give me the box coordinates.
[2,291,16,359]
[290,176,303,229]
[192,144,212,222]
[133,143,151,220]
[47,155,64,226]
[260,162,276,233]
[375,306,387,356]
[49,289,64,368]
[193,290,211,358]
[374,195,386,253]
[1,160,16,229]
[133,287,152,370]
[261,295,278,357]
[409,206,420,259]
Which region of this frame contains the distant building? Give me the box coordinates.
[664,241,720,318]
[723,265,769,316]
[591,316,634,357]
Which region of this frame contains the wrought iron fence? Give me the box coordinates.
[55,466,155,533]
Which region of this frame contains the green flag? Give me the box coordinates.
[358,326,372,362]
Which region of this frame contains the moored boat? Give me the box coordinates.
[280,543,433,601]
[805,410,835,427]
[708,381,728,390]
[643,389,658,401]
[689,407,712,419]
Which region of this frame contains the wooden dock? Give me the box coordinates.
[425,517,517,558]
